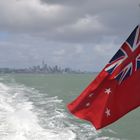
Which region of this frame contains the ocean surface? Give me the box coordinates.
[0,74,139,140]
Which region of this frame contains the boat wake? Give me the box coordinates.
[0,76,121,140]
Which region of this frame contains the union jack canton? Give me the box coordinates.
[105,25,140,84]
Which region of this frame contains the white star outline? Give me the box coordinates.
[105,88,111,94]
[86,102,90,107]
[85,92,95,107]
[105,108,111,117]
[89,92,94,97]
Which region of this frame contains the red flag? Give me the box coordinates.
[67,25,140,129]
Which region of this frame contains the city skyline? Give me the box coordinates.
[0,60,93,74]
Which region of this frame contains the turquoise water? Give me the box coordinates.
[0,74,139,140]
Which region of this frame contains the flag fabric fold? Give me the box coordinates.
[67,25,140,129]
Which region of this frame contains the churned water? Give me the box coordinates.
[0,74,139,140]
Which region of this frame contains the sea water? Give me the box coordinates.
[0,74,139,140]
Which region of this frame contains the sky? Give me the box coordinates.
[0,0,139,71]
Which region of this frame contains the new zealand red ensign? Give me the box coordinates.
[67,25,140,129]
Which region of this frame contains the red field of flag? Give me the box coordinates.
[67,25,140,129]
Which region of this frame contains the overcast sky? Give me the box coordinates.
[0,0,139,71]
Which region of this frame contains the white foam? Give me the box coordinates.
[0,79,120,140]
[0,82,76,140]
[0,83,10,91]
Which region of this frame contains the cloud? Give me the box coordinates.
[0,0,67,32]
[53,49,65,56]
[0,0,139,71]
